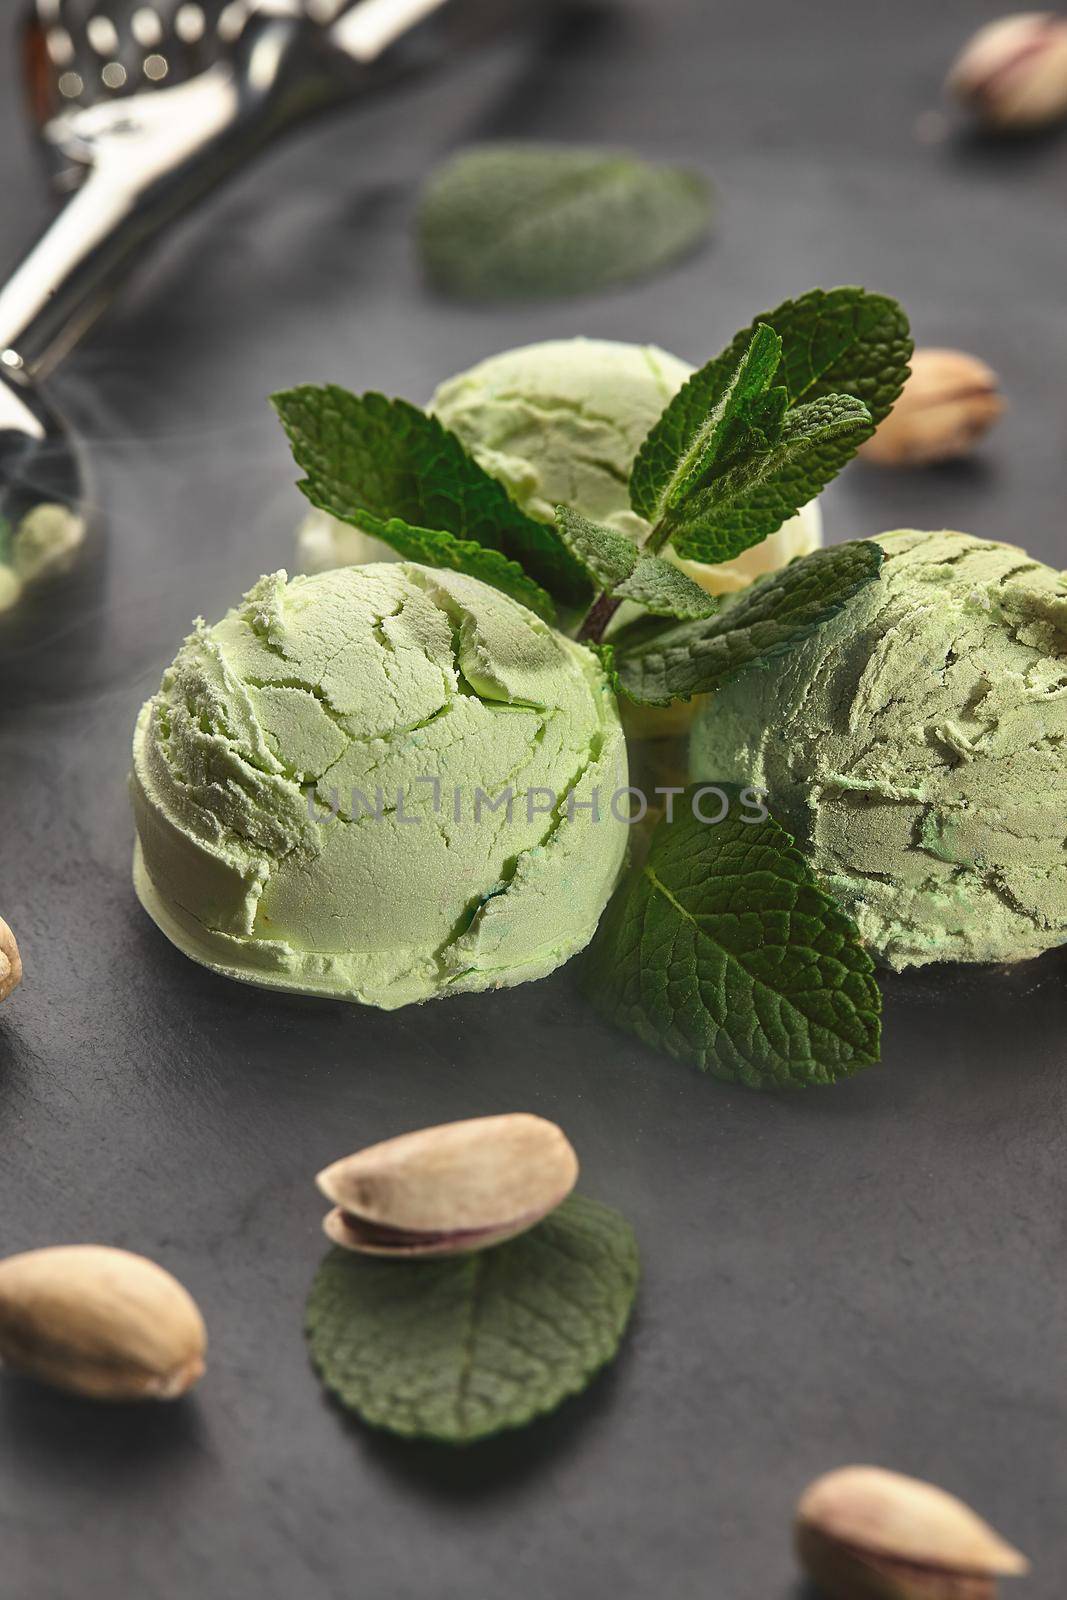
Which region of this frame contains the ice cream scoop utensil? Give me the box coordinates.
[0,0,532,546]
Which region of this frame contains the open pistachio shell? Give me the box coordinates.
[317,1113,579,1258]
[795,1466,1028,1600]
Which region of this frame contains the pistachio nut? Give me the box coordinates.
[859,348,1003,466]
[0,916,22,1004]
[0,1245,207,1401]
[795,1465,1029,1600]
[948,13,1067,131]
[317,1113,579,1257]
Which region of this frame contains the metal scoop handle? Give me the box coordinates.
[0,0,453,383]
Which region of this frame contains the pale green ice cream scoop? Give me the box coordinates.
[690,530,1067,970]
[131,563,628,1008]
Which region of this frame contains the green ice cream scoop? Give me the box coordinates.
[431,336,690,543]
[131,563,628,1009]
[690,530,1067,970]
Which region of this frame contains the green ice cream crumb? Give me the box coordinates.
[690,530,1067,970]
[131,562,628,1009]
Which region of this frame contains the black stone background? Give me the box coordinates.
[0,2,1064,1596]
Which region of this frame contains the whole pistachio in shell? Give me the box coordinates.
[0,1245,207,1401]
[948,13,1067,131]
[795,1465,1029,1600]
[317,1113,579,1258]
[0,916,23,1004]
[858,349,1003,466]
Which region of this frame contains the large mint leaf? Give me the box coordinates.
[273,386,589,608]
[670,393,872,566]
[417,144,712,301]
[584,788,882,1089]
[629,323,784,524]
[306,1195,639,1445]
[556,507,715,621]
[607,540,884,706]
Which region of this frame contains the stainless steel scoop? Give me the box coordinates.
[0,0,523,568]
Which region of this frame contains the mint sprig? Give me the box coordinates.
[584,787,882,1089]
[575,287,910,643]
[272,386,591,618]
[603,541,885,706]
[273,289,910,649]
[306,1195,639,1444]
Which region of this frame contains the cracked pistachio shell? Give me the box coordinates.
[0,916,22,1004]
[948,13,1067,131]
[0,1246,206,1401]
[795,1466,1029,1600]
[859,349,1003,466]
[317,1113,579,1257]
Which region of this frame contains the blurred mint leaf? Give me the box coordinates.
[584,787,882,1089]
[630,322,784,524]
[306,1195,639,1445]
[272,386,590,612]
[556,507,715,621]
[417,143,713,302]
[670,393,872,567]
[608,540,884,706]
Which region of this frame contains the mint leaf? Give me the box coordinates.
[357,513,556,620]
[629,287,911,568]
[681,286,912,428]
[630,323,784,524]
[306,1195,639,1444]
[417,144,713,301]
[608,541,884,707]
[272,386,589,609]
[670,392,872,567]
[584,788,882,1089]
[614,556,717,619]
[555,507,636,588]
[556,507,715,621]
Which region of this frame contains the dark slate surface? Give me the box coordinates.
[0,2,1064,1596]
